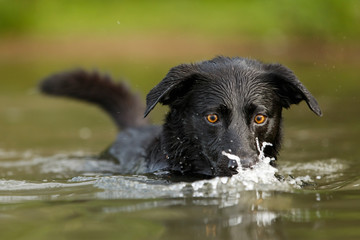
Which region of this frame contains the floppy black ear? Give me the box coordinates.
[265,63,322,116]
[144,64,201,117]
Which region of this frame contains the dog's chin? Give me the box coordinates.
[177,154,260,177]
[214,163,239,177]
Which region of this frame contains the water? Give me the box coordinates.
[1,61,360,240]
[0,151,358,240]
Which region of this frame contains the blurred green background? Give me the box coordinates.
[1,0,360,40]
[0,0,359,153]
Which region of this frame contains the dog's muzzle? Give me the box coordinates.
[222,151,259,174]
[222,151,240,174]
[228,159,238,170]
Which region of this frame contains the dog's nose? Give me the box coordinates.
[228,159,238,170]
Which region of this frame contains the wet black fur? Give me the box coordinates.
[40,56,321,178]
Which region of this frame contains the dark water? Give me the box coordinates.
[0,61,359,240]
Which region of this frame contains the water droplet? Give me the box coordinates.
[79,127,92,140]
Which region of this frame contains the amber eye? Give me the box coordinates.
[254,114,267,124]
[207,114,219,123]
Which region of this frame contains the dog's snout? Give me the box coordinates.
[228,159,238,170]
[221,151,240,175]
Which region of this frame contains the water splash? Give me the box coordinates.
[255,137,274,162]
[73,139,286,202]
[219,138,279,190]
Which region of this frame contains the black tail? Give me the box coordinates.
[40,69,148,130]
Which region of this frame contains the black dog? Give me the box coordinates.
[40,56,321,178]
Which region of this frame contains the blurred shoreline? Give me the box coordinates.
[1,35,359,65]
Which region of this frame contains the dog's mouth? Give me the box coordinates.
[198,140,275,177]
[221,139,274,176]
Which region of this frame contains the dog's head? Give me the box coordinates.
[145,57,321,177]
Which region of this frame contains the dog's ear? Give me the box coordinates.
[265,63,322,116]
[144,64,201,117]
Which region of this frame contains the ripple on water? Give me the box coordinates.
[0,148,353,204]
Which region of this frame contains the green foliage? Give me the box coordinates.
[0,1,36,34]
[0,0,359,40]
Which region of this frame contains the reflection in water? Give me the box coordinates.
[99,190,282,239]
[153,192,283,240]
[128,195,279,239]
[0,150,358,240]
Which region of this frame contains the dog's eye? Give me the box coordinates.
[254,114,267,124]
[207,114,219,123]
